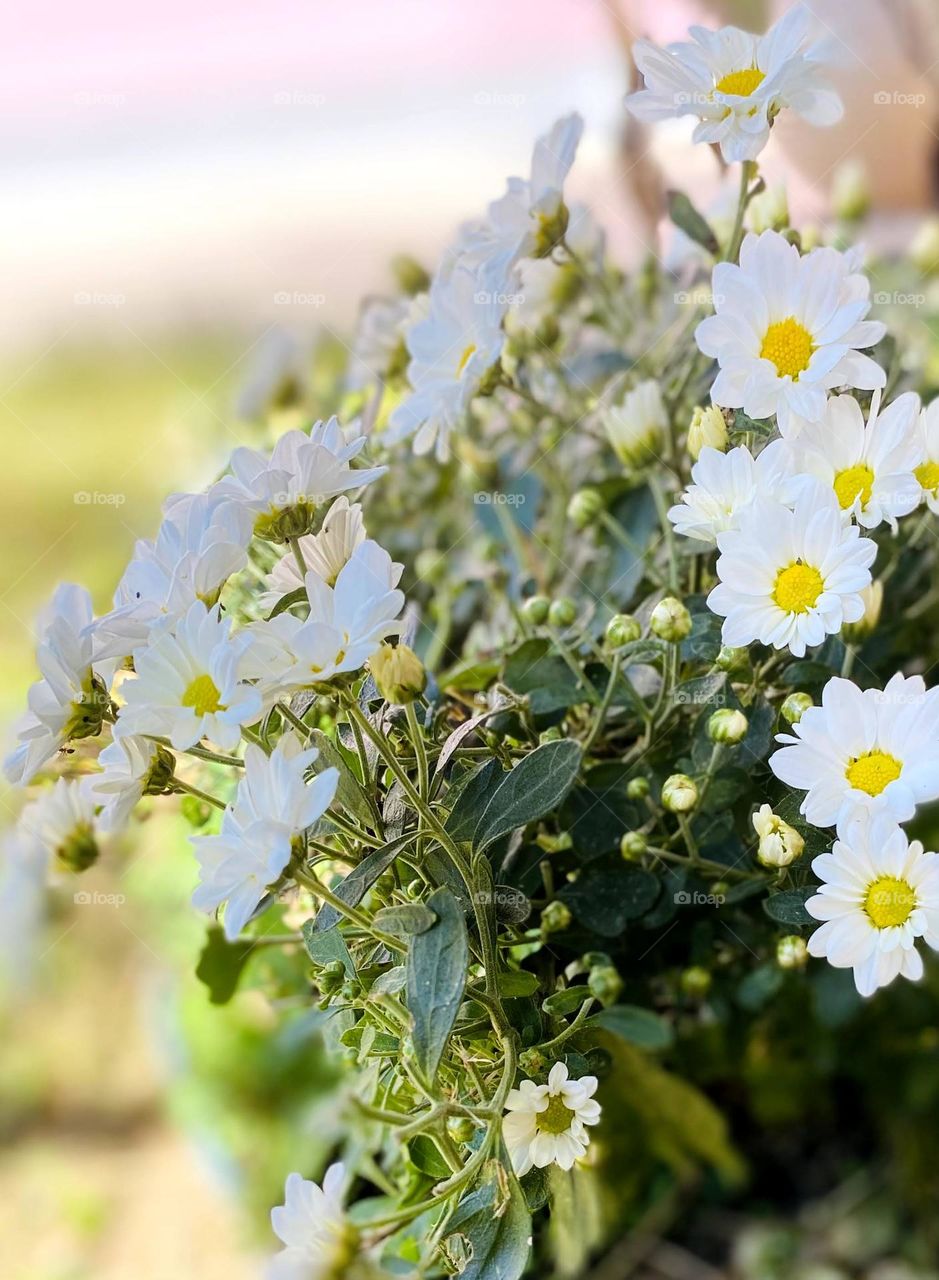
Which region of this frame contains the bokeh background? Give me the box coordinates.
[3,2,939,1275]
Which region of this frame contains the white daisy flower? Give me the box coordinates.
[668,440,798,544]
[624,4,843,163]
[787,391,922,530]
[345,294,410,390]
[602,378,668,469]
[20,778,99,872]
[267,1165,355,1280]
[191,736,338,939]
[507,203,604,334]
[769,673,939,827]
[248,541,404,698]
[260,497,366,612]
[806,808,939,997]
[459,113,584,283]
[94,490,253,662]
[115,601,262,752]
[695,230,886,438]
[914,396,939,514]
[387,264,506,461]
[708,483,877,657]
[213,416,386,541]
[503,1061,601,1177]
[87,734,175,833]
[4,584,106,786]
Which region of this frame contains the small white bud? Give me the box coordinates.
[687,404,728,460]
[707,708,748,745]
[662,773,699,814]
[752,804,804,868]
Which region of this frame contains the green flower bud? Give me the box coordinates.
[523,595,550,625]
[142,745,177,797]
[661,773,699,813]
[447,1117,477,1145]
[715,645,749,673]
[519,1047,548,1077]
[588,964,623,1007]
[752,804,805,868]
[369,643,426,705]
[781,691,814,725]
[605,613,641,650]
[687,404,728,460]
[620,832,647,861]
[776,934,809,970]
[680,965,712,999]
[707,708,749,745]
[548,598,577,629]
[318,959,346,995]
[391,253,431,296]
[567,487,604,530]
[541,900,572,934]
[650,596,692,642]
[626,776,650,801]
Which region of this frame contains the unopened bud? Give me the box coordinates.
[605,613,641,650]
[716,645,749,673]
[650,597,691,642]
[662,773,698,814]
[776,934,809,970]
[523,594,550,625]
[548,598,577,629]
[781,692,813,725]
[541,900,572,934]
[680,965,712,999]
[369,643,426,705]
[519,1047,548,1077]
[687,404,728,459]
[391,254,431,296]
[56,823,98,873]
[707,708,748,745]
[588,964,623,1007]
[748,183,790,234]
[567,487,603,530]
[626,776,650,801]
[620,831,647,861]
[752,803,804,868]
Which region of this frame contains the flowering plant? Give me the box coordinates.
[6,4,939,1274]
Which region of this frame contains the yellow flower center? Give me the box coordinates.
[715,67,766,98]
[760,317,815,380]
[181,673,224,716]
[864,875,916,929]
[773,562,824,614]
[538,1094,576,1136]
[457,343,477,376]
[833,463,875,510]
[915,460,939,494]
[845,750,902,796]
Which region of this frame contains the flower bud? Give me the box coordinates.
[447,1116,477,1145]
[391,253,431,296]
[912,217,939,277]
[567,487,604,530]
[369,643,426,705]
[519,1047,548,1077]
[588,963,623,1007]
[662,773,698,814]
[707,708,748,745]
[776,934,809,970]
[605,613,641,650]
[842,580,882,643]
[142,744,177,797]
[680,965,712,999]
[715,645,749,674]
[548,598,577,629]
[626,776,650,801]
[781,692,813,725]
[56,824,99,873]
[687,404,728,459]
[318,959,346,995]
[650,597,692,642]
[752,803,804,868]
[620,831,647,861]
[832,160,870,223]
[541,900,572,934]
[748,183,790,234]
[602,379,667,470]
[523,594,550,625]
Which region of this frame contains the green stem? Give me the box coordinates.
[173,778,226,810]
[582,654,621,757]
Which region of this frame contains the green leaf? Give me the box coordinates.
[731,410,775,438]
[407,887,469,1081]
[498,969,540,997]
[445,759,505,842]
[301,919,354,976]
[560,866,659,936]
[195,927,255,1005]
[372,903,437,935]
[475,739,582,852]
[310,835,414,932]
[307,727,373,826]
[667,190,719,254]
[266,585,308,619]
[587,1004,674,1050]
[736,963,785,1011]
[675,672,727,707]
[408,1135,452,1179]
[503,638,582,716]
[446,1173,531,1280]
[542,985,592,1017]
[763,886,816,926]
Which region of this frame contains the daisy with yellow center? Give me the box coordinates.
[708,484,876,659]
[502,1061,601,1176]
[806,809,939,997]
[695,231,886,439]
[915,396,939,514]
[786,391,922,530]
[626,5,843,163]
[770,672,939,828]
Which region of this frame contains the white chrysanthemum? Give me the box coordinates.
[668,440,798,544]
[345,294,410,390]
[708,483,876,657]
[459,113,584,283]
[387,264,506,461]
[115,601,262,752]
[191,736,338,939]
[915,396,939,514]
[87,735,173,833]
[624,4,843,163]
[695,231,886,437]
[4,584,104,786]
[503,1061,601,1176]
[20,778,99,871]
[806,808,939,997]
[260,497,366,612]
[248,540,405,698]
[787,390,922,530]
[602,379,668,469]
[770,673,939,828]
[94,490,252,661]
[267,1165,354,1280]
[213,416,385,538]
